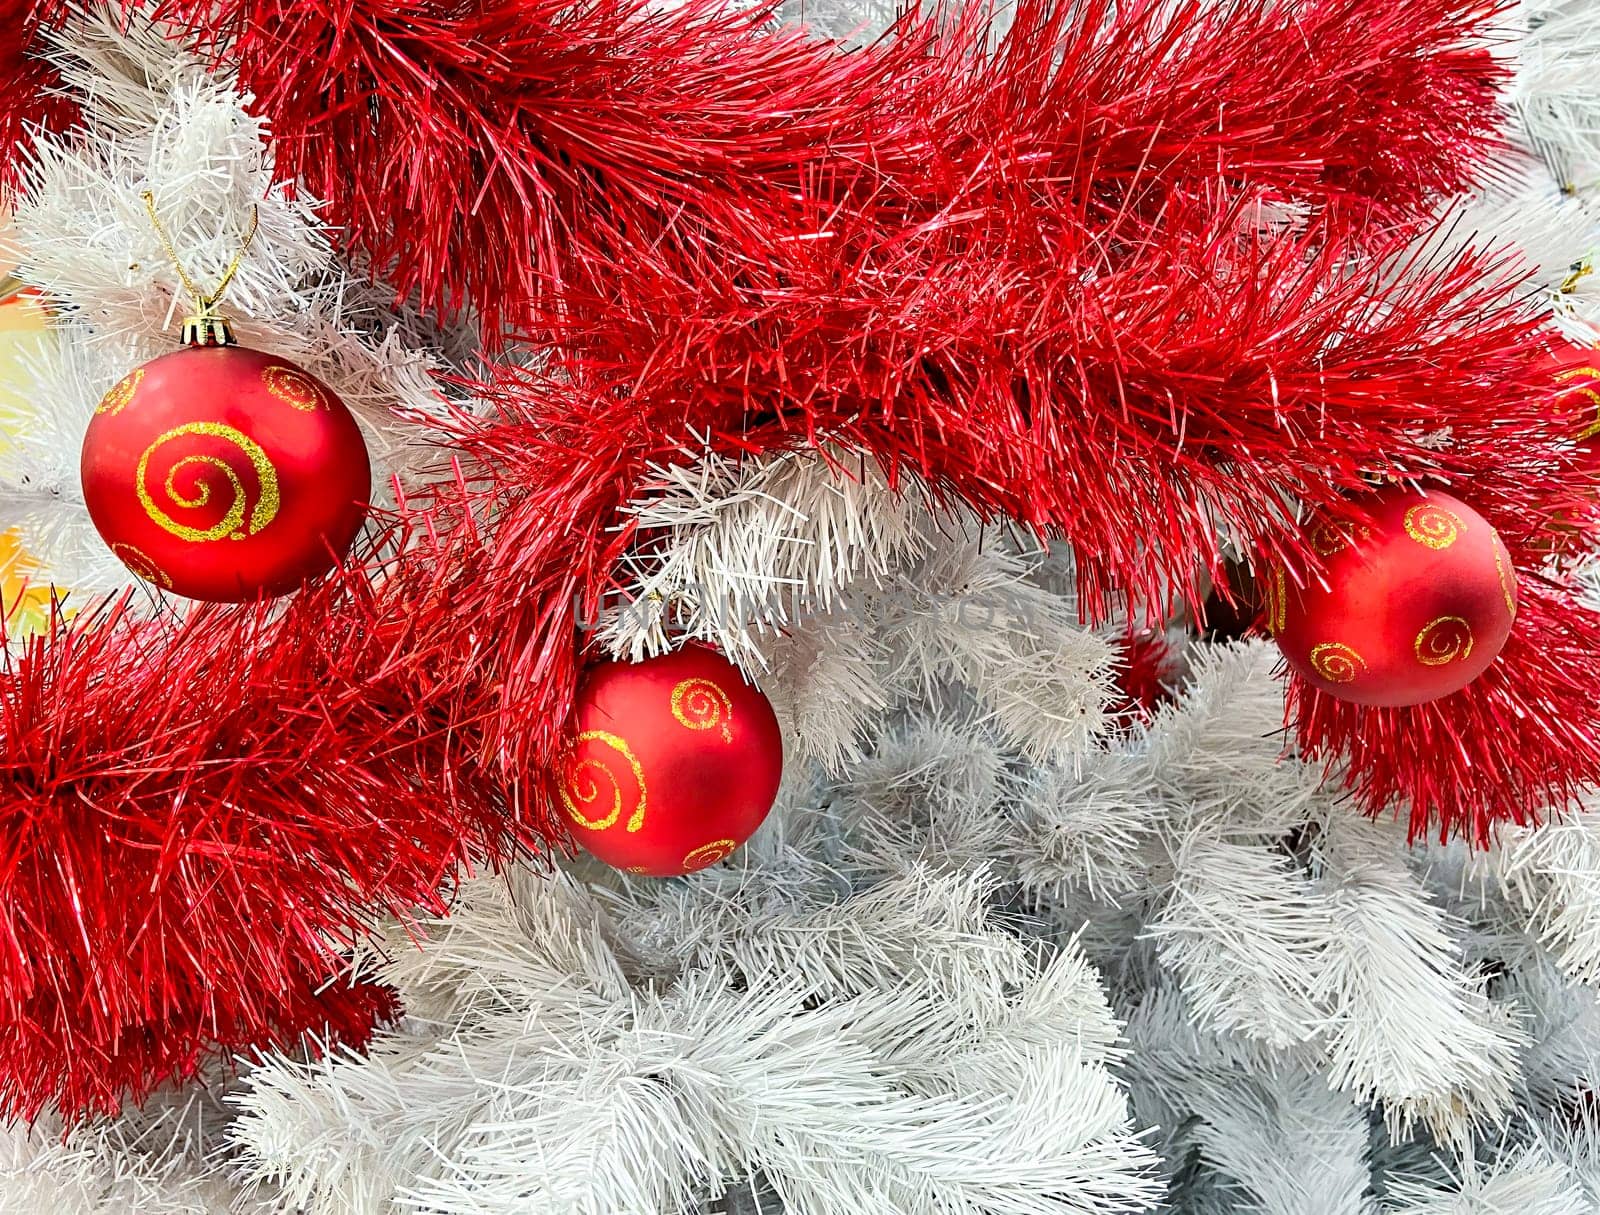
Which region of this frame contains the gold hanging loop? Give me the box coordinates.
[140,191,260,347]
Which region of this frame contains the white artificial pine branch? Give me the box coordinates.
[1310,813,1525,1147]
[232,1033,503,1215]
[233,869,1160,1214]
[1404,163,1600,329]
[1147,831,1330,1050]
[1015,751,1171,902]
[602,445,929,664]
[1493,803,1600,985]
[1513,0,1600,192]
[373,872,636,1024]
[1125,984,1374,1215]
[828,719,1012,877]
[775,0,903,44]
[1023,643,1334,1048]
[1184,1066,1376,1215]
[1382,1144,1589,1215]
[1497,951,1600,1109]
[645,867,1036,1024]
[233,878,672,1215]
[763,607,892,771]
[1137,643,1317,834]
[0,335,137,597]
[610,445,1120,768]
[0,1088,266,1215]
[874,532,1119,763]
[576,771,861,988]
[1530,1105,1600,1207]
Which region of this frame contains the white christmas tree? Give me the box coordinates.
[4,2,1600,1213]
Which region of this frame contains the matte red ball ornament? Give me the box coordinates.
[560,645,783,876]
[1265,486,1517,707]
[1539,337,1600,458]
[81,345,371,601]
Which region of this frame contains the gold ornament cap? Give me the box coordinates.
[180,307,236,348]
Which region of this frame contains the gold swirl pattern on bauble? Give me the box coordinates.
[560,729,647,833]
[135,422,280,543]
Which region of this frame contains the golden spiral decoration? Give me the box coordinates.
[1309,522,1367,557]
[560,729,647,833]
[1403,504,1465,550]
[136,423,280,543]
[1493,543,1517,621]
[1310,642,1366,684]
[682,839,738,871]
[1557,365,1600,441]
[1264,566,1288,634]
[1414,616,1474,667]
[261,364,327,412]
[110,543,174,589]
[96,368,144,416]
[671,677,734,743]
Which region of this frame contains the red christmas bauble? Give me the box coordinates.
[559,646,783,877]
[1529,337,1600,483]
[1539,337,1600,456]
[81,344,371,601]
[1265,486,1517,707]
[1523,338,1600,544]
[80,345,371,602]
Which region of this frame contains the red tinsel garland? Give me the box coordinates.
[139,0,1507,330]
[0,1,76,195]
[0,546,530,1118]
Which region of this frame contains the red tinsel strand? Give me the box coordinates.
[0,543,532,1118]
[2,969,398,1124]
[1,1,77,197]
[404,388,663,776]
[514,194,1559,610]
[139,0,1506,335]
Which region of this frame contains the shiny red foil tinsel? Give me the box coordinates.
[1,2,77,195]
